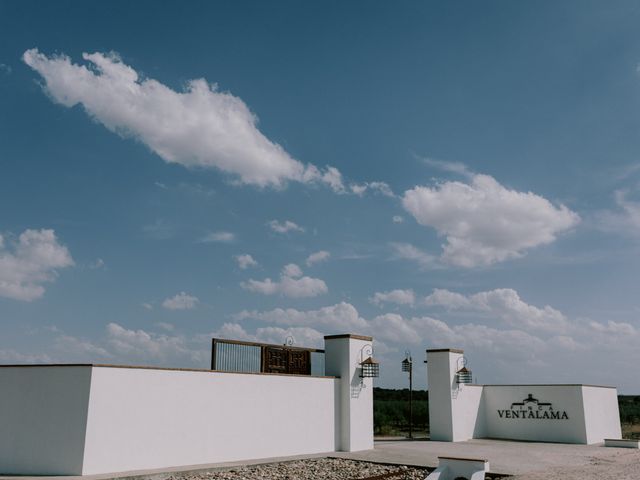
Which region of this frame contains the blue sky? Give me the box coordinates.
[2,1,640,391]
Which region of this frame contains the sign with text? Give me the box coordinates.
[497,393,569,420]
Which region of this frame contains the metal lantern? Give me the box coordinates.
[401,356,412,372]
[456,366,473,384]
[455,356,472,384]
[360,356,380,378]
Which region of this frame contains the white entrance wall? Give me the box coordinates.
[426,349,622,444]
[0,334,374,476]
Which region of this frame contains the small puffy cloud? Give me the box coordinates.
[89,258,105,269]
[349,181,394,197]
[424,288,568,333]
[241,264,327,298]
[282,263,303,278]
[234,254,258,269]
[0,229,74,301]
[235,301,367,332]
[402,174,580,267]
[162,292,199,310]
[200,231,235,243]
[23,49,342,191]
[392,215,404,224]
[305,250,330,267]
[267,220,304,234]
[390,242,436,269]
[141,302,153,310]
[370,289,415,307]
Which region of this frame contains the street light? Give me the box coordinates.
[401,350,413,439]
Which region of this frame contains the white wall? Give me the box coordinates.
[0,366,92,475]
[426,348,622,445]
[82,367,337,475]
[582,386,622,444]
[483,385,588,444]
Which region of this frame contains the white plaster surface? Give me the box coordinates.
[324,337,374,452]
[81,367,337,475]
[426,349,622,445]
[0,366,92,475]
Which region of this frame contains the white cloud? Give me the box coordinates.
[235,302,368,332]
[424,288,568,333]
[349,181,394,197]
[89,258,105,269]
[402,174,580,267]
[106,322,193,361]
[0,229,74,301]
[267,220,305,234]
[282,263,303,278]
[241,264,327,298]
[595,189,640,236]
[162,292,199,310]
[0,349,51,363]
[390,242,436,269]
[23,49,344,191]
[234,254,258,269]
[421,156,473,177]
[141,302,153,310]
[370,289,415,307]
[54,334,111,359]
[211,322,325,348]
[392,215,404,224]
[305,250,330,266]
[200,231,235,243]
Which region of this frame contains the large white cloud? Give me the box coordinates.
[23,48,343,190]
[402,174,580,267]
[241,263,327,298]
[235,301,368,332]
[424,288,568,332]
[0,229,74,301]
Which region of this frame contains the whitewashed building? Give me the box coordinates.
[427,348,622,444]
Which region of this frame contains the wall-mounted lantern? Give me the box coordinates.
[456,356,472,384]
[359,344,380,378]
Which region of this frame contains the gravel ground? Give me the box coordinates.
[167,458,430,480]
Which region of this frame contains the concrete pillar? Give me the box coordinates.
[427,348,484,442]
[427,349,461,441]
[324,334,374,452]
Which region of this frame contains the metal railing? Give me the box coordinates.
[211,338,325,376]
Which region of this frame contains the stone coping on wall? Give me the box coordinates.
[0,363,338,379]
[323,334,373,341]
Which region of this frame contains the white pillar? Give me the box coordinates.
[427,348,484,442]
[324,334,374,452]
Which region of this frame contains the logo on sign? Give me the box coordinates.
[497,394,569,420]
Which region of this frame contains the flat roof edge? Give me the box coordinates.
[477,383,617,389]
[323,334,373,341]
[426,348,464,354]
[0,363,337,379]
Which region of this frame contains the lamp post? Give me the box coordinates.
[401,350,413,439]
